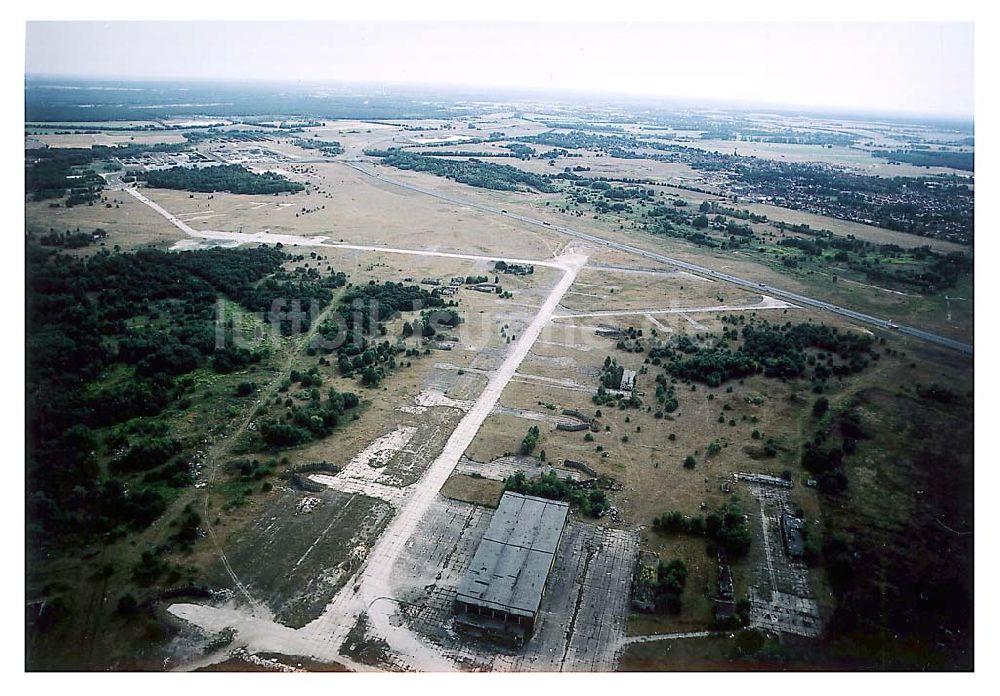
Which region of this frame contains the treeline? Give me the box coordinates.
[698,200,768,223]
[38,228,106,248]
[141,164,304,194]
[872,149,974,172]
[26,244,328,544]
[368,149,558,193]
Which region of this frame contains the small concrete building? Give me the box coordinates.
[595,325,623,338]
[619,368,637,392]
[454,492,569,646]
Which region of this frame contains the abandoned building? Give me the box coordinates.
[781,512,806,559]
[630,550,660,613]
[734,472,793,488]
[454,492,569,646]
[595,325,623,338]
[619,368,637,392]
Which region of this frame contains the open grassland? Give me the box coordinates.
[29,131,190,148]
[440,473,505,507]
[130,163,566,260]
[25,189,184,251]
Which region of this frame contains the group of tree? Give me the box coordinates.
[293,138,344,156]
[339,281,445,324]
[308,280,460,388]
[592,357,642,409]
[648,318,877,388]
[503,470,609,518]
[871,148,974,172]
[26,142,194,205]
[800,407,870,495]
[25,147,105,205]
[140,164,304,194]
[519,425,541,455]
[368,149,558,193]
[775,228,972,293]
[652,502,753,557]
[26,243,328,544]
[258,387,360,449]
[654,559,688,614]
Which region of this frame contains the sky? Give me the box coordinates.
[24,22,974,117]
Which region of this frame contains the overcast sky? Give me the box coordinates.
[24,22,974,116]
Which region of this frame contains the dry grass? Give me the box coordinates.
[30,132,189,148]
[440,474,505,508]
[25,191,184,251]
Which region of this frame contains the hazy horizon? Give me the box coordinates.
[25,22,974,118]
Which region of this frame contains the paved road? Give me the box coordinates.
[343,161,973,356]
[553,295,793,319]
[169,252,589,671]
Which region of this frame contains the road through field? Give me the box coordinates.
[119,183,567,270]
[301,249,587,669]
[168,251,587,670]
[342,161,972,356]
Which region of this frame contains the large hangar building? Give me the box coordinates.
[453,492,570,646]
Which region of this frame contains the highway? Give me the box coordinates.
[342,161,973,356]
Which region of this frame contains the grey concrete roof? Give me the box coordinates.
[620,368,637,391]
[456,492,569,619]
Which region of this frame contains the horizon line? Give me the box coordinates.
[23,72,976,124]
